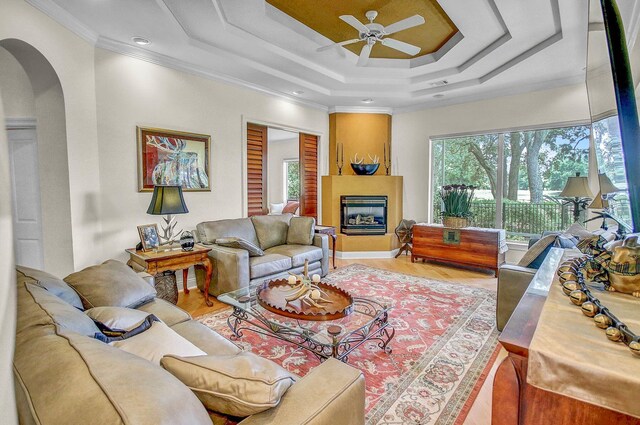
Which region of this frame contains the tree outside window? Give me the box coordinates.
[284,160,300,201]
[432,124,591,241]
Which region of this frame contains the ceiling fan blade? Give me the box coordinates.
[339,15,370,34]
[383,15,425,35]
[316,38,362,52]
[381,38,421,56]
[357,43,372,66]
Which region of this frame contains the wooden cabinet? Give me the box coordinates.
[411,224,505,276]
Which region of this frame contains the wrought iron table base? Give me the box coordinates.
[227,306,395,363]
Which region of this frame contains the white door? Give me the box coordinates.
[7,127,44,269]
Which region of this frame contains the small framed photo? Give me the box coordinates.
[137,224,160,251]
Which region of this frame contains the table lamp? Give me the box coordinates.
[147,185,189,247]
[559,172,593,222]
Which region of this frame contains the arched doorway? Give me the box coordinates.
[0,39,74,276]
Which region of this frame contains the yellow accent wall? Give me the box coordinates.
[329,113,391,176]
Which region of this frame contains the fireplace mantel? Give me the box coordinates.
[321,175,402,256]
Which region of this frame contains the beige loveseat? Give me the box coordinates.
[13,265,365,425]
[196,214,329,296]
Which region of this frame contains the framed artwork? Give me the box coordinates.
[137,126,211,192]
[137,224,160,251]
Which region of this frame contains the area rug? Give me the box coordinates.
[197,264,499,425]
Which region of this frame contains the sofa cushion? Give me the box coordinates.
[85,306,151,331]
[216,237,264,257]
[286,216,315,246]
[17,265,84,310]
[249,254,292,279]
[251,214,293,250]
[170,321,241,356]
[519,234,577,269]
[64,260,157,309]
[197,217,260,247]
[136,298,191,327]
[266,245,323,268]
[161,352,296,417]
[25,283,100,337]
[110,320,206,364]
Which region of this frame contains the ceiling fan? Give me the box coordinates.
[317,10,426,66]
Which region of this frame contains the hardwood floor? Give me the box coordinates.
[178,254,501,425]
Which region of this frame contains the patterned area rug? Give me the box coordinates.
[198,264,499,425]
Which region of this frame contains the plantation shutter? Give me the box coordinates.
[299,133,318,221]
[247,123,268,216]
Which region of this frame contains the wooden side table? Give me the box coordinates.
[125,245,214,306]
[315,225,337,269]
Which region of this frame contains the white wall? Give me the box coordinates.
[94,48,328,263]
[393,83,591,223]
[0,48,35,117]
[0,89,18,424]
[0,0,102,273]
[267,137,298,205]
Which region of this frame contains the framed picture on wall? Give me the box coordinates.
[137,126,211,192]
[137,224,160,251]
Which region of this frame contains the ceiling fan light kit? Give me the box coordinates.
[317,10,426,66]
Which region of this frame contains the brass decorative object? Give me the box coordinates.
[557,255,640,357]
[604,236,640,297]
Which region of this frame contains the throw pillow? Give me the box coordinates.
[110,320,206,365]
[251,214,292,250]
[519,234,578,269]
[282,201,299,214]
[161,352,296,417]
[565,223,596,240]
[85,306,153,331]
[17,265,84,310]
[25,283,101,337]
[287,216,315,245]
[216,237,264,257]
[64,260,157,309]
[269,202,285,215]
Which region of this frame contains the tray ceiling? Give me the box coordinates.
[265,0,458,59]
[21,0,639,111]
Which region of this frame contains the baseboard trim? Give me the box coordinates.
[336,249,400,259]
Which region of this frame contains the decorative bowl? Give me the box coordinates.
[351,163,380,175]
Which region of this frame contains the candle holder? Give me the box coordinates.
[336,142,344,175]
[383,142,391,175]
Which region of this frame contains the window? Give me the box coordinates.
[283,159,299,201]
[592,116,632,227]
[432,124,591,241]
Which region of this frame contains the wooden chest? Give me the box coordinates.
[411,224,505,276]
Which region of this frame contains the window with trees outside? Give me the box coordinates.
[283,159,300,201]
[432,124,591,242]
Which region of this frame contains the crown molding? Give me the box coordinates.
[328,106,393,115]
[95,37,329,113]
[25,0,98,45]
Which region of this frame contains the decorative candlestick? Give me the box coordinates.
[384,142,391,175]
[336,142,344,175]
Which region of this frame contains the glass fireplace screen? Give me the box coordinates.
[340,195,388,236]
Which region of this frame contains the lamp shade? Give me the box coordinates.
[588,191,610,209]
[559,173,594,198]
[597,173,622,195]
[147,185,189,215]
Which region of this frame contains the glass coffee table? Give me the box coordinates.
[218,284,395,363]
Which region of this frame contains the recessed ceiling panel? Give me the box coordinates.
[265,0,459,59]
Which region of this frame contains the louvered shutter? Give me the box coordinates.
[299,133,318,221]
[247,123,268,216]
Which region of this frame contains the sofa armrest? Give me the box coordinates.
[195,245,249,296]
[496,264,537,331]
[239,358,365,425]
[313,234,329,277]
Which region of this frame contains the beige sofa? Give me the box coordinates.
[13,265,365,425]
[195,214,329,296]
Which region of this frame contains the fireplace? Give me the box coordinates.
[340,196,387,235]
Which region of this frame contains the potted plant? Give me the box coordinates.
[439,184,475,228]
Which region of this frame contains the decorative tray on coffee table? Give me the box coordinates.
[256,279,354,321]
